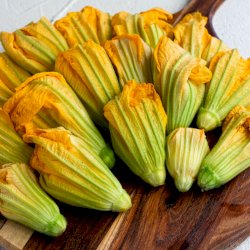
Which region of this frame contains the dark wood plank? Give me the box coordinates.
[100,169,250,250]
[198,169,250,250]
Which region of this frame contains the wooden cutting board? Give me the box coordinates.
[1,0,250,249]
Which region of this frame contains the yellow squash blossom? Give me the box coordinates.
[153,37,212,134]
[166,128,209,192]
[173,12,228,63]
[3,72,115,168]
[55,41,121,127]
[24,127,131,212]
[55,6,112,48]
[0,108,33,165]
[0,17,68,74]
[112,8,173,48]
[198,105,250,191]
[0,163,67,236]
[197,49,250,131]
[0,53,30,91]
[104,35,153,86]
[104,80,167,187]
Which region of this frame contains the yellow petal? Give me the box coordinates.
[104,34,152,85]
[189,64,213,84]
[140,7,173,33]
[0,108,33,165]
[111,11,130,32]
[112,8,173,48]
[104,80,167,187]
[0,80,13,106]
[202,36,229,63]
[222,106,250,137]
[55,40,121,126]
[22,17,68,53]
[55,6,112,48]
[173,12,228,63]
[0,53,30,91]
[173,12,209,57]
[1,32,47,73]
[0,17,68,74]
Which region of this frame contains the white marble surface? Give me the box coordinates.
[0,0,249,249]
[0,0,189,31]
[213,0,250,58]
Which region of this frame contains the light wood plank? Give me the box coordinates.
[0,220,33,250]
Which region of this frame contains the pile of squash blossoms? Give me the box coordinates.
[0,6,249,236]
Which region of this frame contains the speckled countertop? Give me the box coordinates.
[0,0,249,249]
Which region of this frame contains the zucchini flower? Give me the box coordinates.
[197,49,250,131]
[23,127,131,212]
[173,12,228,63]
[3,72,115,168]
[0,53,30,91]
[153,37,212,134]
[0,163,67,236]
[166,128,209,192]
[0,17,68,74]
[0,108,33,165]
[198,105,250,191]
[104,80,167,187]
[55,6,112,48]
[112,8,173,48]
[55,41,121,127]
[104,35,153,86]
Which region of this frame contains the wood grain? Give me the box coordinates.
[2,1,250,250]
